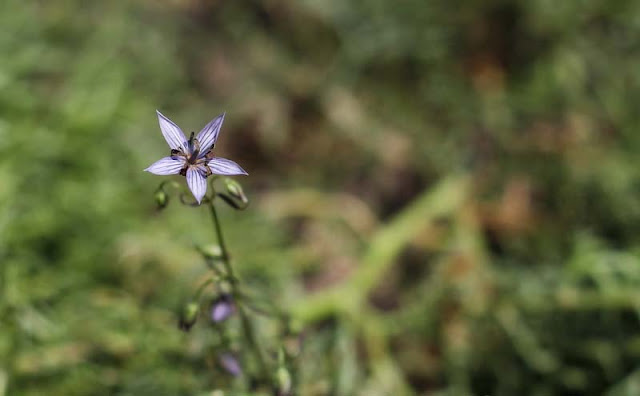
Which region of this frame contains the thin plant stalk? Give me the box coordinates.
[208,196,269,380]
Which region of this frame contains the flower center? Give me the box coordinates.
[171,133,214,176]
[187,132,200,163]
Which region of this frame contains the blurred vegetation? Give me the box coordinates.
[3,0,640,395]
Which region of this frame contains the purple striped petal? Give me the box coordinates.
[196,113,225,157]
[144,157,185,175]
[208,157,248,176]
[157,110,187,150]
[186,167,208,204]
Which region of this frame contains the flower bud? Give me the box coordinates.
[224,178,248,205]
[178,301,199,332]
[219,353,242,377]
[154,189,169,209]
[276,366,292,395]
[211,294,234,323]
[197,244,223,260]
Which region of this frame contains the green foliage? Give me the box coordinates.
[3,0,640,395]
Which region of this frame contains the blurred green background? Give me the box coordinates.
[3,0,640,395]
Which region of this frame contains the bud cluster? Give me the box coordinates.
[152,175,299,393]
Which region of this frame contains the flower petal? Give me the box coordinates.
[186,167,208,204]
[157,110,187,150]
[196,112,225,156]
[208,157,248,176]
[144,157,185,175]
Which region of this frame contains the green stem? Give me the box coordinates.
[208,198,269,381]
[209,198,231,266]
[193,278,214,302]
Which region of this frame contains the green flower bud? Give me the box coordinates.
[276,366,292,396]
[178,301,200,332]
[224,178,248,205]
[154,189,169,209]
[197,244,223,260]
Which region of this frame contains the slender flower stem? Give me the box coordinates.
[208,198,269,380]
[209,198,231,267]
[193,278,214,301]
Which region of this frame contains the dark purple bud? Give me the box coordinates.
[211,295,234,323]
[178,302,199,331]
[219,353,242,377]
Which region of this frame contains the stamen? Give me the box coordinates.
[205,150,216,160]
[180,163,189,176]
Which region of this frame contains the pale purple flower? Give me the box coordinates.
[145,111,248,204]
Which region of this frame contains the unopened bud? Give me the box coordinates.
[178,301,199,331]
[197,244,223,260]
[219,353,242,377]
[224,178,248,205]
[154,189,169,209]
[211,294,234,323]
[276,366,292,395]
